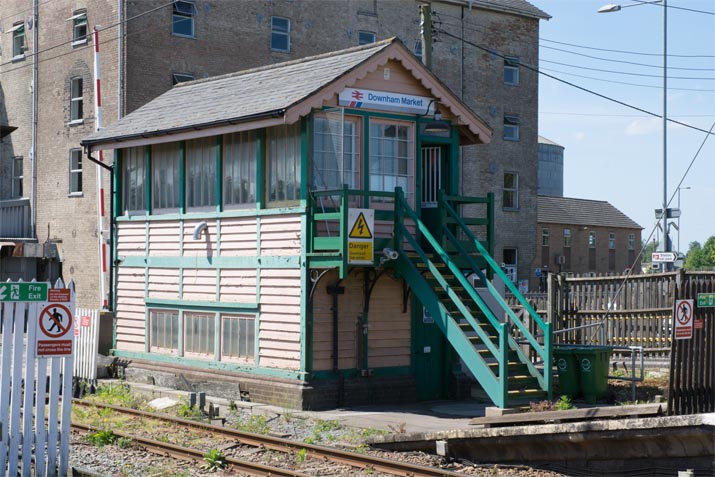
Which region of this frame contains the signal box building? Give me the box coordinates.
[82,39,552,410]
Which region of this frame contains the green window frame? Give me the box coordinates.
[151,142,181,213]
[312,113,360,191]
[266,123,301,205]
[221,314,256,363]
[224,131,257,208]
[150,309,179,354]
[122,146,147,214]
[369,119,414,205]
[186,137,217,211]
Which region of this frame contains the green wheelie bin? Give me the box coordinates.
[574,346,613,403]
[553,346,581,398]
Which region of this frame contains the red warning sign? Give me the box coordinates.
[674,299,694,340]
[37,303,74,356]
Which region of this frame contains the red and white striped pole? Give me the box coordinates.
[93,26,108,309]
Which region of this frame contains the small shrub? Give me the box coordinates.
[296,448,308,464]
[177,403,204,421]
[201,448,228,471]
[314,419,340,432]
[117,437,133,449]
[234,414,270,434]
[555,395,574,411]
[86,429,116,447]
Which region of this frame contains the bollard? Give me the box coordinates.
[189,392,197,409]
[198,391,206,410]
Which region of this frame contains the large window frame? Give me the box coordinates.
[172,0,197,38]
[504,115,520,141]
[270,16,290,52]
[221,314,256,363]
[503,172,518,209]
[312,113,361,192]
[185,137,217,211]
[628,233,635,250]
[151,142,181,213]
[149,309,179,354]
[69,149,83,195]
[69,10,88,45]
[588,231,597,249]
[504,56,520,86]
[70,77,84,123]
[368,119,415,206]
[267,123,301,206]
[184,312,216,358]
[609,232,616,250]
[223,131,258,209]
[542,228,549,247]
[122,146,147,214]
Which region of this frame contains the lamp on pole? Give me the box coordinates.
[599,0,669,266]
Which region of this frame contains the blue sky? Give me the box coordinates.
[533,0,714,252]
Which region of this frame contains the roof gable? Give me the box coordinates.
[82,38,492,150]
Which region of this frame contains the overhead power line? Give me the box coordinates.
[540,38,715,59]
[437,29,715,137]
[541,58,715,81]
[539,66,714,92]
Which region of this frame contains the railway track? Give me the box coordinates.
[71,399,471,477]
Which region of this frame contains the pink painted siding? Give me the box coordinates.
[220,217,258,256]
[147,268,180,299]
[115,267,147,351]
[182,268,217,301]
[260,215,301,256]
[219,269,257,303]
[116,222,146,256]
[148,221,181,256]
[183,220,218,256]
[258,268,302,369]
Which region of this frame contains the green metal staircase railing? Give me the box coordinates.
[307,187,553,407]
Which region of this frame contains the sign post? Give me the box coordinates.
[0,282,48,302]
[35,289,74,357]
[652,252,677,263]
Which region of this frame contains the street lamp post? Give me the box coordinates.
[599,0,669,267]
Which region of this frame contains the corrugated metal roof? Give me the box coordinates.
[82,39,394,146]
[538,196,642,229]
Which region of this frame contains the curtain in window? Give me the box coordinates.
[152,142,180,212]
[267,123,301,203]
[224,131,257,207]
[186,137,217,210]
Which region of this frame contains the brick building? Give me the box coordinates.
[0,0,548,307]
[531,196,643,291]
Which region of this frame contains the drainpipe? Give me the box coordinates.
[31,0,38,239]
[327,284,345,406]
[117,0,124,119]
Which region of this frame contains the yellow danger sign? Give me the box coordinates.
[349,212,373,239]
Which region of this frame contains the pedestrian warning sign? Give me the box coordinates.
[347,208,374,265]
[673,299,694,340]
[349,212,373,239]
[37,302,74,356]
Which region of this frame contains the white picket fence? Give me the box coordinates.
[0,279,75,477]
[74,308,100,382]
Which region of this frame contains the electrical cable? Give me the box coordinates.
[437,29,715,137]
[541,58,714,80]
[539,66,714,92]
[540,38,715,58]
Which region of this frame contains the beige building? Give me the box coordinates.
[0,0,548,308]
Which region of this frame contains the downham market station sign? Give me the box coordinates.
[339,88,434,115]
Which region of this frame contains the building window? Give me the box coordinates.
[271,16,290,52]
[564,228,571,247]
[186,137,217,210]
[172,72,195,85]
[172,0,197,38]
[150,309,179,354]
[11,23,25,59]
[312,113,360,191]
[504,56,520,85]
[503,248,518,283]
[628,233,635,250]
[70,10,88,44]
[542,228,549,246]
[70,77,83,122]
[414,39,422,61]
[152,142,181,212]
[223,131,257,208]
[503,172,518,209]
[69,149,83,195]
[609,232,616,249]
[184,312,215,357]
[122,146,146,214]
[11,156,23,198]
[588,231,596,248]
[221,314,255,362]
[369,121,414,205]
[267,123,301,204]
[358,31,376,45]
[503,115,520,141]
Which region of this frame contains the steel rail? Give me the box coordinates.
[72,399,471,477]
[71,421,310,477]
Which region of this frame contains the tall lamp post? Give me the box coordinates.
[599,1,669,267]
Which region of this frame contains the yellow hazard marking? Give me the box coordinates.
[349,212,372,239]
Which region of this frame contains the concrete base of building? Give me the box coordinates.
[119,359,419,410]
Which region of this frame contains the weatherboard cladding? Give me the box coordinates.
[82,40,392,145]
[537,196,642,229]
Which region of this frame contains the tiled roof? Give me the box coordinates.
[82,40,394,145]
[538,196,642,229]
[467,0,551,20]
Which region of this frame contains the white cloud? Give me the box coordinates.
[625,118,660,136]
[574,132,585,141]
